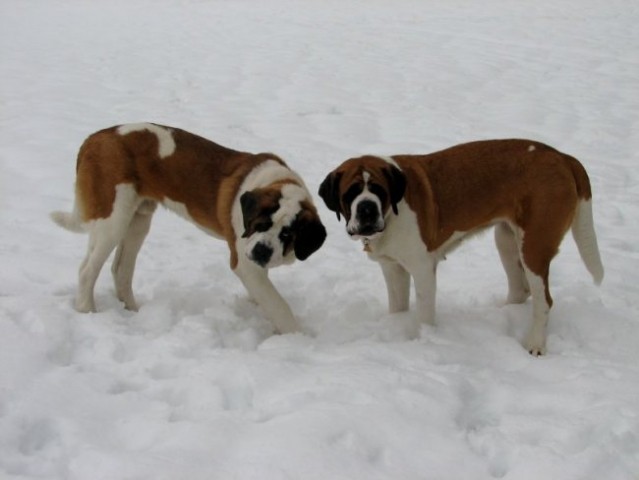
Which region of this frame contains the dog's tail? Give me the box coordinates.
[568,157,604,285]
[51,197,86,233]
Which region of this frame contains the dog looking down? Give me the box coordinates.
[52,123,326,334]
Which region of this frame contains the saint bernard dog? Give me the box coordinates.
[51,123,326,334]
[319,139,604,355]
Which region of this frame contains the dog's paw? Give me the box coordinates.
[74,298,96,314]
[272,321,302,336]
[523,335,547,356]
[506,289,531,304]
[527,346,546,356]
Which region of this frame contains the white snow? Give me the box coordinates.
[1,0,638,478]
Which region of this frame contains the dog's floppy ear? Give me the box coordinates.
[382,165,406,215]
[318,171,343,221]
[293,214,327,261]
[240,191,258,238]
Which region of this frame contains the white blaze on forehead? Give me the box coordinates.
[273,184,307,224]
[528,145,536,152]
[363,171,371,184]
[117,123,176,158]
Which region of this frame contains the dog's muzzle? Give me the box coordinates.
[250,242,273,267]
[347,200,385,238]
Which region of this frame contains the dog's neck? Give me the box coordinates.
[359,200,412,256]
[362,237,372,252]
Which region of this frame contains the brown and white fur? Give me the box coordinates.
[319,139,604,355]
[51,123,326,334]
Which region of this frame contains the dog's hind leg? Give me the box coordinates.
[111,200,157,311]
[495,222,530,304]
[521,264,551,356]
[519,193,575,356]
[77,222,129,313]
[75,185,139,313]
[518,226,563,356]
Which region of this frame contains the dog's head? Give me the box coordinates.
[240,183,327,268]
[319,156,406,239]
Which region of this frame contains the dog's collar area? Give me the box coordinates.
[349,230,382,252]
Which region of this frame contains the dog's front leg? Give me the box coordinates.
[378,258,410,313]
[411,258,438,326]
[233,258,299,334]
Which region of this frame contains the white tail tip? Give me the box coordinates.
[571,199,604,286]
[50,211,85,233]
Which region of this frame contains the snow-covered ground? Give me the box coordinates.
[1,0,638,478]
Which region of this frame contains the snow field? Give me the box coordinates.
[1,0,638,478]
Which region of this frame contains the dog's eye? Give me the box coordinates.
[343,184,361,206]
[255,220,273,232]
[369,184,387,204]
[279,227,293,241]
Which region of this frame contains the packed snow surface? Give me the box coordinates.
[1,1,638,478]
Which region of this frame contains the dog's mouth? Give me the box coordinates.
[347,226,384,240]
[346,206,386,240]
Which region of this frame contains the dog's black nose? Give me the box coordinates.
[251,243,273,267]
[357,200,379,224]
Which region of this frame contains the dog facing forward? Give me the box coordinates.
[319,139,603,355]
[52,123,326,334]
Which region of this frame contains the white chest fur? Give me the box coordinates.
[366,201,429,266]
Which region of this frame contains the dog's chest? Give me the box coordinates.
[366,202,428,263]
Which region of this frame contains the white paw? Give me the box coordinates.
[523,334,547,356]
[507,289,530,304]
[75,298,96,313]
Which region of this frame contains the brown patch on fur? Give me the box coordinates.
[303,197,321,217]
[392,140,590,280]
[74,124,286,269]
[270,178,303,190]
[240,186,283,239]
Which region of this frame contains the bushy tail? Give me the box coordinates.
[571,199,604,285]
[50,208,86,233]
[566,155,603,285]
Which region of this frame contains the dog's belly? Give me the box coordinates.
[162,197,224,239]
[432,219,510,260]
